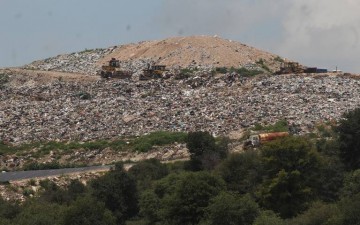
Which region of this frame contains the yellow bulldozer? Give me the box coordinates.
[140,64,168,80]
[99,58,131,79]
[276,61,304,74]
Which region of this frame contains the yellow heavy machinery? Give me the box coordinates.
[140,64,168,80]
[276,61,304,74]
[99,58,131,79]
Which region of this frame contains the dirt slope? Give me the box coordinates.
[98,35,281,69]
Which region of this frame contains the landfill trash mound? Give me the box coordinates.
[1,68,359,145]
[23,35,282,76]
[1,36,357,145]
[23,48,115,75]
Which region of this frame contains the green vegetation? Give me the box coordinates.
[4,108,360,224]
[230,67,263,77]
[215,67,228,74]
[91,163,138,224]
[217,151,262,194]
[22,188,35,197]
[254,210,285,225]
[336,108,360,170]
[0,74,9,89]
[0,131,187,159]
[274,56,285,62]
[186,131,228,170]
[176,66,266,78]
[316,124,334,138]
[258,136,322,218]
[256,58,271,72]
[141,171,226,225]
[128,158,169,191]
[0,141,11,155]
[175,68,199,79]
[0,141,45,156]
[131,131,187,152]
[11,139,126,158]
[79,48,95,54]
[210,66,263,77]
[203,192,259,225]
[62,195,116,225]
[75,91,91,100]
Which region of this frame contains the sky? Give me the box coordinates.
[1,0,359,72]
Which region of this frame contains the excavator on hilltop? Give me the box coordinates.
[276,61,305,74]
[140,64,168,80]
[99,58,131,79]
[275,60,328,74]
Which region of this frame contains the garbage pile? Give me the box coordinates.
[22,35,280,77]
[1,72,359,145]
[23,47,117,75]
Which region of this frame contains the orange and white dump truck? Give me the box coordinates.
[245,132,289,147]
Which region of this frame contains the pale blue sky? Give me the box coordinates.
[1,0,359,72]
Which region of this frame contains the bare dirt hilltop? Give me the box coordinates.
[24,35,282,75]
[98,35,280,70]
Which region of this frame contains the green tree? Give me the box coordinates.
[67,180,87,201]
[336,108,360,170]
[253,210,285,225]
[12,200,64,225]
[341,169,360,197]
[186,131,228,170]
[315,139,345,202]
[334,194,360,225]
[62,195,116,225]
[258,136,322,218]
[38,180,71,204]
[139,190,161,224]
[128,158,168,191]
[91,164,138,225]
[289,201,340,225]
[202,192,259,225]
[217,151,263,194]
[151,171,225,225]
[0,218,11,225]
[0,198,20,220]
[316,154,345,202]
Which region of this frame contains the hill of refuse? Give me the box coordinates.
[24,35,283,76]
[2,35,358,145]
[0,68,359,145]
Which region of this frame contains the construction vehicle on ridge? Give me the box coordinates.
[99,58,132,79]
[140,64,168,80]
[275,60,328,74]
[248,132,289,146]
[276,61,304,74]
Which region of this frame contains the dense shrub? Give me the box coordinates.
[141,172,226,225]
[186,131,228,170]
[128,158,169,191]
[203,192,259,225]
[336,108,360,170]
[217,151,263,194]
[132,131,187,152]
[258,136,322,218]
[91,165,138,224]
